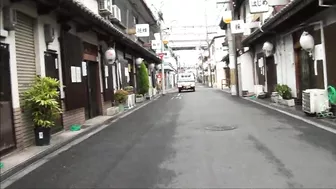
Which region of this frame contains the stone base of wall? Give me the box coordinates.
[61,101,85,130]
[12,108,33,149]
[101,94,112,115]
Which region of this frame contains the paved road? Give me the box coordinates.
[5,85,336,188]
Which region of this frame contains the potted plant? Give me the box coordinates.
[124,86,134,94]
[114,89,128,112]
[135,94,144,103]
[275,84,295,107]
[23,77,61,146]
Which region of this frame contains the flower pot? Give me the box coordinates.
[34,127,51,146]
[118,104,125,112]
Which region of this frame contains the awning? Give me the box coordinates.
[35,0,161,63]
[242,0,323,46]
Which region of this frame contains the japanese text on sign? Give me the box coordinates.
[230,20,245,34]
[249,0,269,13]
[136,24,150,37]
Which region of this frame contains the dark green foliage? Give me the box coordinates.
[138,63,149,95]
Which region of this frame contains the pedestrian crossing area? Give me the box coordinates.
[171,93,183,100]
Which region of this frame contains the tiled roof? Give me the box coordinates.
[60,0,161,62]
[241,0,316,45]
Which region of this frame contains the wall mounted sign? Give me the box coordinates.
[151,40,161,50]
[136,24,150,37]
[230,20,245,34]
[249,0,269,14]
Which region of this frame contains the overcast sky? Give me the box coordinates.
[146,0,223,66]
[146,0,221,27]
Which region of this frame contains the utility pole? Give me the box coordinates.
[227,0,239,96]
[158,12,166,95]
[204,0,213,88]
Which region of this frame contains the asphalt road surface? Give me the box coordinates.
[5,85,336,188]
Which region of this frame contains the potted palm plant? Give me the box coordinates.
[23,77,61,146]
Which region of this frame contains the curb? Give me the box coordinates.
[243,97,336,134]
[0,95,161,182]
[216,88,336,134]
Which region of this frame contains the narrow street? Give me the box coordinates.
[5,85,336,188]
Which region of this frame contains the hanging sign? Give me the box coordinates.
[151,40,161,50]
[136,24,150,37]
[230,20,245,34]
[249,0,269,14]
[222,10,232,24]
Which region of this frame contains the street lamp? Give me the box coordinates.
[104,48,116,65]
[300,31,315,58]
[135,58,143,68]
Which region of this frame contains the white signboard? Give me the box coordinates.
[151,40,161,50]
[268,0,289,6]
[136,24,150,37]
[249,0,269,14]
[230,20,245,34]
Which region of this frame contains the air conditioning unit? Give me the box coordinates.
[44,24,55,44]
[302,89,329,114]
[3,7,17,31]
[98,0,112,16]
[110,5,121,22]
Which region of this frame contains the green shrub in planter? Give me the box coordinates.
[124,86,134,94]
[115,89,128,104]
[136,94,143,98]
[23,77,61,146]
[275,84,292,100]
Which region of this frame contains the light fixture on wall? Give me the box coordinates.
[105,48,116,65]
[135,58,143,68]
[262,41,274,57]
[299,31,315,58]
[149,63,155,71]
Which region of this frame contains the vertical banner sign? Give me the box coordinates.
[249,0,269,14]
[151,40,161,50]
[230,20,245,34]
[136,24,150,37]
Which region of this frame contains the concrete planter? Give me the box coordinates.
[279,99,295,107]
[136,96,144,103]
[271,92,279,103]
[125,94,135,109]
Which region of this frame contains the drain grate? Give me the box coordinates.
[205,125,237,131]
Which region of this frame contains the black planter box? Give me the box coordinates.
[34,127,51,146]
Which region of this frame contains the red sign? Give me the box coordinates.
[157,53,164,60]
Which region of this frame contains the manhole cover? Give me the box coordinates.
[205,125,237,131]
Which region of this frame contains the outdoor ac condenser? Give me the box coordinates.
[302,89,329,114]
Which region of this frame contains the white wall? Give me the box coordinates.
[274,35,297,97]
[78,0,99,15]
[215,62,225,89]
[240,52,255,92]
